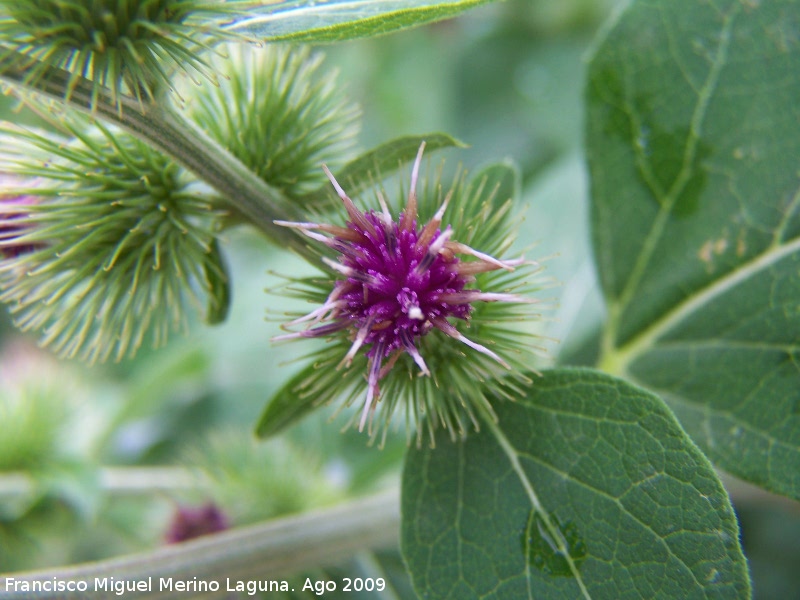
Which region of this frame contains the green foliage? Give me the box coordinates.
[187,43,361,198]
[203,239,231,325]
[0,0,246,111]
[184,433,347,524]
[228,0,497,43]
[256,342,366,442]
[586,0,800,500]
[0,112,225,363]
[1,0,798,596]
[0,346,70,470]
[402,369,750,599]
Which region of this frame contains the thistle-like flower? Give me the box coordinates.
[187,44,360,198]
[0,0,247,111]
[272,144,546,442]
[0,111,227,363]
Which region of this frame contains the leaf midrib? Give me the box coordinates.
[604,234,800,376]
[228,0,491,34]
[483,415,593,600]
[515,436,710,593]
[602,3,739,357]
[485,394,723,597]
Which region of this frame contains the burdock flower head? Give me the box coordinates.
[0,114,228,364]
[266,144,550,445]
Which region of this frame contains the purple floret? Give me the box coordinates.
[334,211,471,359]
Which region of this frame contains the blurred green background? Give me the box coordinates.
[0,0,797,597]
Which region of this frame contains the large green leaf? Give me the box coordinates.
[401,369,750,599]
[585,1,800,498]
[227,0,495,43]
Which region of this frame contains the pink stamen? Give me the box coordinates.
[400,329,430,376]
[284,299,347,327]
[272,322,347,342]
[455,256,527,275]
[322,257,356,277]
[417,190,452,249]
[431,317,510,368]
[429,228,453,255]
[445,241,516,271]
[322,165,377,236]
[376,191,393,225]
[400,142,425,232]
[378,350,403,379]
[274,220,368,244]
[360,341,385,432]
[339,317,374,368]
[438,291,537,304]
[415,227,453,274]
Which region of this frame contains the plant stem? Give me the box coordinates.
[0,487,401,599]
[0,49,311,257]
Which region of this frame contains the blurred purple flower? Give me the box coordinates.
[165,503,229,544]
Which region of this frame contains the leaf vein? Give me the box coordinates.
[514,451,709,592]
[483,415,593,600]
[637,382,799,453]
[610,234,800,374]
[605,3,741,349]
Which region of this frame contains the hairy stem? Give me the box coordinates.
[0,48,310,256]
[0,487,400,598]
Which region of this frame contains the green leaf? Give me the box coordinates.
[256,344,366,438]
[255,360,322,439]
[401,369,750,600]
[204,240,231,326]
[227,0,496,43]
[298,132,465,209]
[585,1,800,498]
